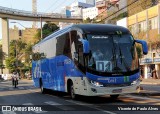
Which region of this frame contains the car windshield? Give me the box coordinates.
[87,34,139,73]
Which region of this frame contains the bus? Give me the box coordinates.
[32,24,148,99]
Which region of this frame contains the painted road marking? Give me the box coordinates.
[18,87,25,90]
[66,100,117,114]
[44,101,74,110]
[124,94,160,101]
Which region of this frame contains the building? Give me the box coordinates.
[86,0,96,6]
[82,7,98,20]
[127,0,160,16]
[117,3,160,79]
[95,0,109,22]
[9,25,19,41]
[9,26,38,44]
[59,22,73,29]
[105,0,126,24]
[61,6,71,18]
[95,0,120,22]
[70,1,94,17]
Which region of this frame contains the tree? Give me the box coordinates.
[5,39,27,72]
[0,45,5,74]
[83,17,92,23]
[136,45,142,58]
[34,22,59,41]
[24,43,33,73]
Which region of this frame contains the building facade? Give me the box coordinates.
[117,4,160,79]
[106,0,127,24]
[70,1,94,17]
[61,6,71,18]
[82,7,98,20]
[127,0,160,16]
[9,26,38,44]
[86,0,96,6]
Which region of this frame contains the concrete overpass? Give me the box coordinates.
[0,6,83,73]
[0,6,82,22]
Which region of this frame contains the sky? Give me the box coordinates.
[0,0,86,39]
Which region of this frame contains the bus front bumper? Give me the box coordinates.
[85,81,140,96]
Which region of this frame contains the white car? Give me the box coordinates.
[1,74,12,80]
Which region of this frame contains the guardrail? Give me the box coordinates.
[0,6,82,19]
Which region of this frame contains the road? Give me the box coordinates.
[0,79,160,114]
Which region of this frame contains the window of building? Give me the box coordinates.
[129,24,137,35]
[148,16,158,30]
[138,21,146,32]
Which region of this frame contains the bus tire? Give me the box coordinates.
[40,79,47,94]
[70,83,77,99]
[110,95,119,99]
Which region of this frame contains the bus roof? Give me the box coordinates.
[34,24,130,47]
[73,24,130,34]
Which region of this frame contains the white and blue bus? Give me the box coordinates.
[32,24,148,99]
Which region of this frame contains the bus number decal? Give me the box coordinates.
[96,61,112,72]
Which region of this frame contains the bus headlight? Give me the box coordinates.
[89,79,104,87]
[131,78,140,85]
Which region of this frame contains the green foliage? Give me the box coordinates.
[0,45,5,73]
[34,29,41,42]
[136,45,142,58]
[0,45,5,62]
[34,22,59,42]
[83,17,92,23]
[42,22,59,38]
[5,39,27,71]
[83,17,99,24]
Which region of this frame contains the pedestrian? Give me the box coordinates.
[152,68,159,79]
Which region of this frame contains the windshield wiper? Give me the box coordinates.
[118,46,130,71]
[111,36,122,72]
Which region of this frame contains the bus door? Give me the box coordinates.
[70,31,87,94]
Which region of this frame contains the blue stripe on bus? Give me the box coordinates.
[86,72,140,84]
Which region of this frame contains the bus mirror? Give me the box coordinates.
[135,40,148,55]
[78,39,90,54]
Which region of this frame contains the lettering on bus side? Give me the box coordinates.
[97,78,117,83]
[64,59,71,64]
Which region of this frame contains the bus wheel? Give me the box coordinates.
[70,84,76,99]
[110,95,119,99]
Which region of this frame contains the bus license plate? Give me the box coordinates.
[112,89,122,93]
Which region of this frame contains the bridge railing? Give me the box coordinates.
[0,6,82,19]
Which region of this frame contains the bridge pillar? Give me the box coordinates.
[2,18,9,74]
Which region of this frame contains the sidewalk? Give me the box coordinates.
[132,79,160,98]
[140,78,160,85]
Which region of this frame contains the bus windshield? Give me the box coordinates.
[87,34,139,73]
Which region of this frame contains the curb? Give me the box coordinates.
[140,82,160,85]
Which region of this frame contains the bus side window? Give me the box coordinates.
[77,39,84,66]
[70,31,78,60]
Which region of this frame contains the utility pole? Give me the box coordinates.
[32,0,37,28]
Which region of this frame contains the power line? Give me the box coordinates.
[52,0,76,13]
[100,0,157,22]
[51,0,68,13]
[94,0,139,23]
[94,0,152,23]
[44,0,60,13]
